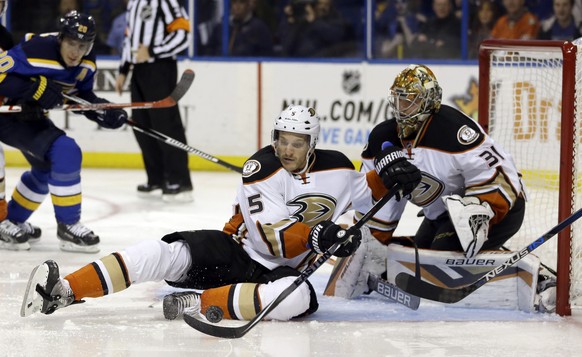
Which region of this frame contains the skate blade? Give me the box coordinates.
[20,263,49,317]
[162,192,194,204]
[59,241,100,254]
[0,241,31,251]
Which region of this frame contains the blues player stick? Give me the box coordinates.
[183,186,400,339]
[63,94,243,174]
[0,69,195,112]
[395,207,582,304]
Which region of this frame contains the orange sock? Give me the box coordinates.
[201,283,261,320]
[65,252,131,300]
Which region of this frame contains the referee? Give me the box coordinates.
[115,0,193,203]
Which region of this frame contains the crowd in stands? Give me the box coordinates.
[6,0,582,59]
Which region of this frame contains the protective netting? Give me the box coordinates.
[484,44,582,311]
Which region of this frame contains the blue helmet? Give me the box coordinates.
[58,11,96,44]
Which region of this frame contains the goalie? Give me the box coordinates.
[324,65,555,312]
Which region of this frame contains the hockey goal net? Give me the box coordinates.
[479,39,582,316]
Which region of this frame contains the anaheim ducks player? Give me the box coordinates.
[325,64,529,301]
[21,105,421,321]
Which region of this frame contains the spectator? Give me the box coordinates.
[10,0,59,43]
[491,0,540,39]
[539,0,581,40]
[413,0,461,59]
[469,0,500,59]
[205,0,273,56]
[106,0,128,55]
[375,0,425,58]
[277,0,349,57]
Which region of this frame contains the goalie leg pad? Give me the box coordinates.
[386,244,541,311]
[324,226,388,299]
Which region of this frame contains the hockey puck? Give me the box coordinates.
[205,305,224,323]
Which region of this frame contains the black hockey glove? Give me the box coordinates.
[16,101,46,121]
[81,98,128,129]
[374,142,421,200]
[308,221,362,258]
[24,76,63,109]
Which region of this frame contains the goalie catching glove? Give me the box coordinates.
[374,142,421,200]
[308,221,362,257]
[443,194,494,258]
[78,98,128,129]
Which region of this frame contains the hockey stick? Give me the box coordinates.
[0,69,195,112]
[367,273,420,310]
[64,94,244,174]
[183,186,399,338]
[395,207,582,304]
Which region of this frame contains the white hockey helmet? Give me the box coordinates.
[272,104,320,151]
[388,64,442,138]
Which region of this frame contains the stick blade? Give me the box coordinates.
[368,274,420,310]
[395,272,474,304]
[183,311,248,339]
[20,263,49,317]
[170,69,195,102]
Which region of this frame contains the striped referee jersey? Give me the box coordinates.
[120,0,190,74]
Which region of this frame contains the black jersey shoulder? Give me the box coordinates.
[310,149,355,172]
[242,146,283,183]
[418,105,485,153]
[361,120,401,159]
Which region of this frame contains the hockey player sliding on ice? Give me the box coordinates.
[0,11,128,253]
[21,104,421,321]
[323,65,555,311]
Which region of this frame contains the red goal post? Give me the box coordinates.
[478,39,581,316]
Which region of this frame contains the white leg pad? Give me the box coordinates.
[258,276,311,321]
[121,240,192,283]
[324,226,388,299]
[385,244,541,311]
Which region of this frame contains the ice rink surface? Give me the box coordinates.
[1,168,582,357]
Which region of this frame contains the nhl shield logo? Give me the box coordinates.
[342,71,361,95]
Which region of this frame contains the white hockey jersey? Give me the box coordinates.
[360,104,526,243]
[223,146,387,271]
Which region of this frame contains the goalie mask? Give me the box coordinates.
[389,64,442,139]
[272,105,320,173]
[58,11,97,55]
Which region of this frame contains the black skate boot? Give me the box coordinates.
[163,291,200,320]
[57,221,100,253]
[0,219,29,251]
[14,221,42,243]
[21,260,77,316]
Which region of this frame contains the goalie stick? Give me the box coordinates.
[63,94,243,174]
[183,186,400,338]
[395,207,582,304]
[0,69,195,112]
[367,274,420,310]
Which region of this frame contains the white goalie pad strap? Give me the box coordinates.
[385,244,541,311]
[324,226,388,299]
[443,194,494,258]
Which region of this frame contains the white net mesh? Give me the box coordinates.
[485,44,582,311]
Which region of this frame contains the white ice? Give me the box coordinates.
[1,168,581,357]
